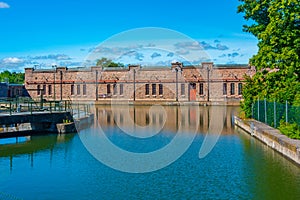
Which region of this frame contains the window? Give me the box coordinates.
[159,84,163,95]
[120,84,124,95]
[230,83,235,95]
[199,83,204,95]
[181,84,185,95]
[107,84,111,94]
[77,85,81,95]
[43,85,46,95]
[113,84,117,95]
[145,84,149,95]
[223,83,227,95]
[238,83,243,95]
[48,85,52,95]
[152,84,156,95]
[71,84,75,95]
[83,84,87,95]
[37,85,40,95]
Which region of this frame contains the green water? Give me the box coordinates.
[0,106,299,199]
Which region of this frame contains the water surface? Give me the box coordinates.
[0,106,299,199]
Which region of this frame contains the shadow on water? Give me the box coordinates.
[237,127,300,200]
[0,134,75,157]
[0,133,76,171]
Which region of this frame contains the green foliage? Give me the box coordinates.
[293,93,300,106]
[238,0,300,118]
[96,57,124,68]
[278,121,300,139]
[0,70,25,84]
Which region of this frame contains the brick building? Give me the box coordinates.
[24,62,256,103]
[0,82,29,98]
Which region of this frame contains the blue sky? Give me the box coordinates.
[0,0,258,72]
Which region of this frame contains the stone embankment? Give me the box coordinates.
[234,116,300,165]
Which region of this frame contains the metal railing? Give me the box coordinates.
[0,97,91,120]
[252,98,300,128]
[0,97,71,115]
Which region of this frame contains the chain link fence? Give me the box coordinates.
[252,98,300,128]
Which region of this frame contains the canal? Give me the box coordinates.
[0,105,299,199]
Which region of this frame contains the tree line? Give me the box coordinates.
[238,0,300,137]
[0,70,25,84]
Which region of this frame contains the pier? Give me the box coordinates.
[0,99,93,138]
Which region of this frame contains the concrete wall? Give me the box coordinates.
[234,116,300,165]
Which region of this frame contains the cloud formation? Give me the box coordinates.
[0,57,27,72]
[151,52,161,59]
[228,52,239,57]
[0,2,9,8]
[219,52,239,58]
[30,54,72,60]
[174,41,229,51]
[2,57,23,64]
[89,43,155,55]
[0,54,77,72]
[216,44,229,50]
[174,41,202,50]
[135,53,144,61]
[167,52,174,57]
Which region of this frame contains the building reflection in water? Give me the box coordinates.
[94,105,238,135]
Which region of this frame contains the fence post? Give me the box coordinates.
[30,102,32,114]
[257,97,260,121]
[286,100,288,123]
[50,102,52,113]
[264,98,267,123]
[274,100,276,128]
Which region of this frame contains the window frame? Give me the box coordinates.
[159,84,163,95]
[230,83,235,95]
[152,84,156,95]
[145,84,149,95]
[199,83,204,95]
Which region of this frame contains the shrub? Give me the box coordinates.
[278,121,300,139]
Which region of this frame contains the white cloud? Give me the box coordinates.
[3,57,23,63]
[0,2,10,8]
[30,54,72,60]
[0,57,27,72]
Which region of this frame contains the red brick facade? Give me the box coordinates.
[25,62,256,103]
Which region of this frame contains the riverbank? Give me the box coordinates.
[234,116,300,166]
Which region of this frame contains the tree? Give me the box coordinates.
[238,0,300,117]
[0,70,25,84]
[96,57,124,68]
